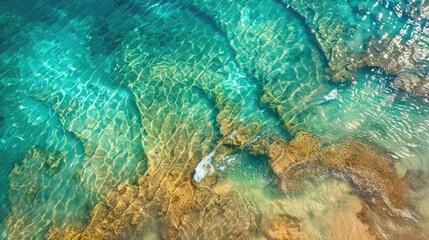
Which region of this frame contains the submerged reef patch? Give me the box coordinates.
[46,151,308,239]
[268,132,429,239]
[282,0,429,98]
[46,131,429,239]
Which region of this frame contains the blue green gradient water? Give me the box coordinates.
[0,0,428,239]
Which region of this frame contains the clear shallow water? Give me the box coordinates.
[0,0,428,239]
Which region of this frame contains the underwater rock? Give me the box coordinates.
[268,132,320,169]
[164,182,263,239]
[269,132,410,211]
[46,133,310,240]
[362,23,429,96]
[174,0,328,128]
[267,132,429,238]
[6,147,88,239]
[364,37,412,74]
[365,38,429,96]
[268,131,320,192]
[280,0,354,81]
[46,169,309,240]
[46,183,150,240]
[280,0,404,82]
[393,72,429,97]
[46,226,82,240]
[221,123,261,148]
[319,141,409,210]
[247,134,283,156]
[109,1,287,151]
[282,0,429,85]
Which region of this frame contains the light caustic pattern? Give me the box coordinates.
[0,0,428,239]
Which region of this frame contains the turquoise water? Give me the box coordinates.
[0,0,428,239]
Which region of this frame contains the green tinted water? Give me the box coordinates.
[0,0,428,239]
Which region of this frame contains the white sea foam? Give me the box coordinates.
[318,89,338,104]
[218,154,240,172]
[323,89,338,102]
[193,150,216,183]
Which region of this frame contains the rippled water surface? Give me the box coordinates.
[1,0,428,239]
